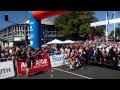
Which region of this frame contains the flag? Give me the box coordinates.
[106,11,109,24]
[112,12,114,18]
[106,11,109,17]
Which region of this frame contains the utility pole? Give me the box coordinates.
[113,11,116,39]
[106,11,108,41]
[24,19,27,47]
[24,11,28,47]
[12,29,14,47]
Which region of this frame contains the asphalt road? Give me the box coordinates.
[11,65,120,79]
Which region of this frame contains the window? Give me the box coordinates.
[17,31,19,35]
[14,26,16,30]
[19,31,22,35]
[41,26,43,30]
[28,25,29,30]
[10,27,12,32]
[19,26,21,30]
[8,28,10,33]
[23,26,25,30]
[52,32,55,35]
[2,31,3,34]
[25,26,28,30]
[16,26,18,30]
[48,32,52,35]
[14,32,17,35]
[4,29,7,34]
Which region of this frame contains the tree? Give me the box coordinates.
[93,26,106,37]
[54,11,105,40]
[109,28,120,39]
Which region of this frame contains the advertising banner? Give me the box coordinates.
[0,61,15,79]
[17,56,51,75]
[50,54,67,67]
[29,11,42,49]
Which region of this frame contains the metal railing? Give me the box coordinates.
[0,57,13,62]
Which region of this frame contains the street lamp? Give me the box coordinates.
[113,11,116,40]
[106,11,109,42]
[24,18,28,47]
[12,31,14,47]
[24,11,30,47]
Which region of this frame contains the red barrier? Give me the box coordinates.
[17,56,51,75]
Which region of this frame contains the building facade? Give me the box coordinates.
[0,22,64,48]
[0,24,30,47]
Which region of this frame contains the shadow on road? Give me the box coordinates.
[28,70,46,77]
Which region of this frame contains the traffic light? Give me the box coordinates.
[5,15,9,21]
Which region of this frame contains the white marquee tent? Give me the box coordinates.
[63,40,75,44]
[46,39,63,44]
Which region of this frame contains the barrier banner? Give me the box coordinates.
[50,54,67,67]
[0,61,15,79]
[17,56,51,75]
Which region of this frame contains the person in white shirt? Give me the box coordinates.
[9,48,12,55]
[60,47,65,54]
[65,46,70,54]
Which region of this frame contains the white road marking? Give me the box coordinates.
[53,68,93,79]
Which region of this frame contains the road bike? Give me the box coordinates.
[62,57,85,70]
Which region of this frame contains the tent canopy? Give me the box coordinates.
[63,40,75,44]
[46,39,63,44]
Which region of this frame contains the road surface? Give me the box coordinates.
[11,65,120,79]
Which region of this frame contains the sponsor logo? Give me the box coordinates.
[0,68,11,74]
[30,41,33,45]
[30,26,33,31]
[52,55,66,62]
[30,34,34,39]
[21,59,48,69]
[30,22,34,24]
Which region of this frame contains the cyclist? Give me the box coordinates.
[69,48,78,70]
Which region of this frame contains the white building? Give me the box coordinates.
[0,19,64,48]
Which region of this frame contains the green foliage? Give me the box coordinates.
[109,28,120,39]
[54,11,105,40]
[94,26,106,37]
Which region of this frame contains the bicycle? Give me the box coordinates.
[62,56,85,70]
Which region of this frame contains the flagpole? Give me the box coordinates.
[113,11,116,39]
[106,11,108,41]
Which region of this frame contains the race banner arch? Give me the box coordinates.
[30,11,69,49]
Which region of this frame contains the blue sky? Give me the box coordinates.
[0,11,120,34]
[95,11,120,34]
